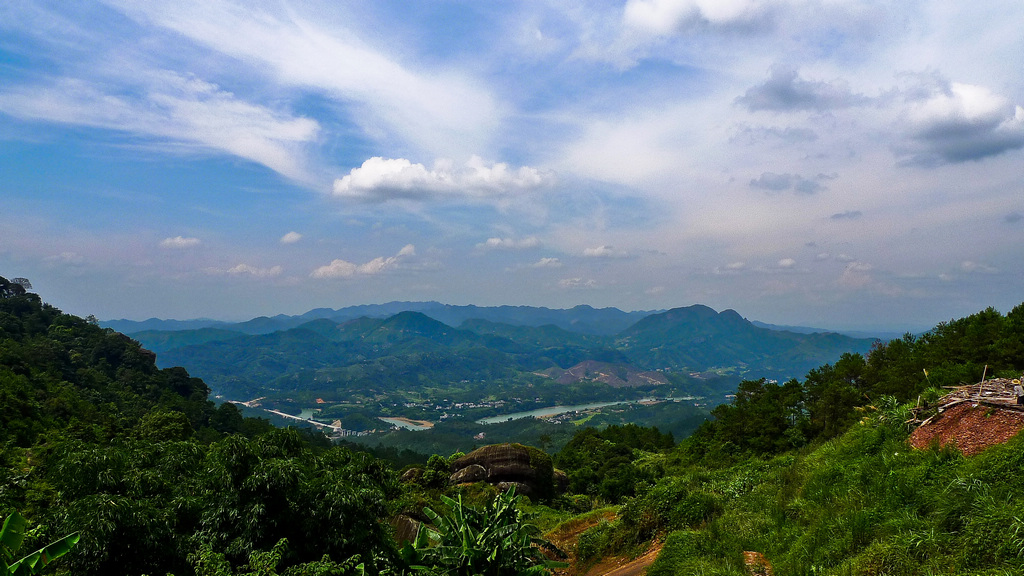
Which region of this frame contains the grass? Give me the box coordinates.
[551,412,1024,576]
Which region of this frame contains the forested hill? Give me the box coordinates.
[615,305,871,375]
[0,277,259,445]
[138,305,875,405]
[0,276,401,575]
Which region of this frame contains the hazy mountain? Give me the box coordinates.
[749,320,907,341]
[101,317,227,333]
[105,302,658,336]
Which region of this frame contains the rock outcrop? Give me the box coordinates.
[449,443,557,500]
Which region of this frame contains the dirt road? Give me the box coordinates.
[582,544,662,576]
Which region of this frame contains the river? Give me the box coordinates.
[476,397,695,425]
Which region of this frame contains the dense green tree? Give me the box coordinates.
[555,425,673,503]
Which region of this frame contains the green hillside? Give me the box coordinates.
[141,304,874,424]
[0,276,402,576]
[616,305,875,378]
[6,273,1024,576]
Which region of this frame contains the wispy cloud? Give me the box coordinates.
[44,251,86,266]
[582,245,629,258]
[101,0,500,159]
[160,236,201,249]
[0,73,319,182]
[713,261,746,275]
[477,237,542,250]
[558,277,596,289]
[280,232,303,244]
[960,260,997,274]
[750,172,832,194]
[837,261,874,288]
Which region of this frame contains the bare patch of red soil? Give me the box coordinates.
[909,402,1024,456]
[743,551,774,576]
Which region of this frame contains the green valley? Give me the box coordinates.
[124,303,876,451]
[4,275,1024,576]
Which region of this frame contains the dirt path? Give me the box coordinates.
[581,543,663,576]
[546,510,661,576]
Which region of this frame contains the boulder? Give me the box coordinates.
[496,481,534,498]
[399,467,423,484]
[391,514,421,545]
[450,464,487,484]
[553,469,569,493]
[449,443,557,500]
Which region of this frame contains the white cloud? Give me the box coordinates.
[333,156,552,202]
[310,244,415,279]
[624,0,769,34]
[280,231,303,244]
[777,258,796,268]
[227,263,283,278]
[44,251,86,265]
[713,261,747,275]
[532,257,563,268]
[0,73,319,182]
[160,236,201,249]
[582,245,629,258]
[838,261,874,288]
[558,277,597,289]
[960,260,998,274]
[478,237,542,250]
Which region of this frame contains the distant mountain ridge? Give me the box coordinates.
[135,304,876,402]
[104,301,655,336]
[616,305,875,377]
[103,302,896,339]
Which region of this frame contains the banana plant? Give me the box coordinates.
[0,512,79,576]
[408,488,566,576]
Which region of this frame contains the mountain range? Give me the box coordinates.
[103,301,905,341]
[103,302,656,337]
[126,304,877,403]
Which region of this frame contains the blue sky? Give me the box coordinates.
[1,0,1022,330]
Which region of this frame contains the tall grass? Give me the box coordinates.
[603,407,1024,575]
